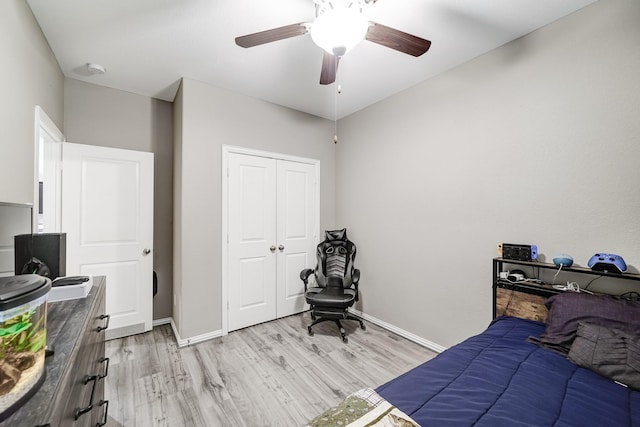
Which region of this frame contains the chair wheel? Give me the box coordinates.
[360,322,366,330]
[342,336,348,343]
[308,326,314,336]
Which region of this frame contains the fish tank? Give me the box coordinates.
[0,274,51,421]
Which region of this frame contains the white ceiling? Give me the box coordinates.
[27,0,597,120]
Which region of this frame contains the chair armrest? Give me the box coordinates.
[352,269,360,284]
[300,268,314,292]
[352,269,360,301]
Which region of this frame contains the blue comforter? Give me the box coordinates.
[376,316,640,426]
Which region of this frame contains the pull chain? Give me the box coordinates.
[333,57,340,144]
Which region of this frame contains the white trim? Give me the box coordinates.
[34,106,65,232]
[222,145,320,165]
[221,145,321,336]
[152,317,173,327]
[349,308,447,354]
[161,309,446,352]
[169,317,223,348]
[221,147,229,335]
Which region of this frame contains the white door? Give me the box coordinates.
[227,153,277,330]
[276,160,317,318]
[227,151,317,331]
[62,143,154,339]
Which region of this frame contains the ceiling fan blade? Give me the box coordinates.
[235,23,308,48]
[365,22,431,57]
[319,51,339,85]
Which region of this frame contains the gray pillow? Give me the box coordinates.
[568,322,640,390]
[529,292,640,354]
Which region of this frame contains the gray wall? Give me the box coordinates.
[0,0,63,205]
[336,0,640,348]
[174,78,335,339]
[64,79,174,320]
[173,83,184,336]
[9,0,637,350]
[0,204,32,276]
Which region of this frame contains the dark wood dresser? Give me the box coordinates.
[0,276,109,427]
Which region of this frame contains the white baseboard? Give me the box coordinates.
[160,318,222,348]
[155,312,446,353]
[152,317,172,327]
[349,308,447,354]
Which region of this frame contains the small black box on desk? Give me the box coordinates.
[14,233,66,279]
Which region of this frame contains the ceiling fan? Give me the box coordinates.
[235,0,431,85]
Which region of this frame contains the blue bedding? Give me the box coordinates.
[376,316,640,426]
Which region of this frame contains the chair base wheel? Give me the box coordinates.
[305,313,365,343]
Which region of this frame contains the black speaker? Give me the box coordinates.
[14,233,67,279]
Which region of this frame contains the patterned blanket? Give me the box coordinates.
[306,388,420,427]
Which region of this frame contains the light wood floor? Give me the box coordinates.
[105,313,436,427]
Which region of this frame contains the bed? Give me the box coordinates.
[307,290,640,427]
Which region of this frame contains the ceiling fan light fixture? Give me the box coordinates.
[310,7,369,56]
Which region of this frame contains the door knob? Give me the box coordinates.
[278,245,285,251]
[270,245,276,252]
[143,248,151,255]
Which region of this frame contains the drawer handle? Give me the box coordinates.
[97,314,110,332]
[74,375,98,420]
[96,399,109,427]
[98,357,110,380]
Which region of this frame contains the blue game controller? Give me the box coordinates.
[587,253,627,273]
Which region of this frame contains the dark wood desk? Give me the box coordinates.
[1,277,108,427]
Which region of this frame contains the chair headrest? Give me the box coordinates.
[325,228,347,242]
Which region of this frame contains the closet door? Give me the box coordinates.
[226,151,317,332]
[227,153,278,331]
[276,160,316,318]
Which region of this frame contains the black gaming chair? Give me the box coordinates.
[300,228,365,343]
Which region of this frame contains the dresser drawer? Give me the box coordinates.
[42,279,107,427]
[0,278,107,427]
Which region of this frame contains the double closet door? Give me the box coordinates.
[227,151,318,332]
